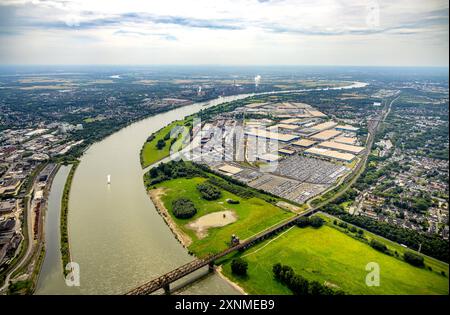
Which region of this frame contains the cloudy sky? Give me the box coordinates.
[0,0,448,66]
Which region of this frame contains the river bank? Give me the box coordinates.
[148,186,248,295]
[64,93,252,294]
[35,165,80,295]
[216,266,247,295]
[50,82,368,294]
[60,163,77,276]
[148,188,192,248]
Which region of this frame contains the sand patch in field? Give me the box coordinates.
[187,210,237,239]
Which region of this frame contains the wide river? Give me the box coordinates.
[36,82,367,295]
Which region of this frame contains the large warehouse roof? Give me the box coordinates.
[318,141,365,154]
[292,139,317,148]
[310,129,342,141]
[218,164,243,175]
[334,136,357,145]
[245,129,299,142]
[311,121,338,131]
[305,147,356,162]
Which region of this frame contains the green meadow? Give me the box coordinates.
[221,220,449,295]
[140,118,191,168]
[155,177,295,258]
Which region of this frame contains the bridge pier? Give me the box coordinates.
[208,261,215,272]
[163,284,170,295]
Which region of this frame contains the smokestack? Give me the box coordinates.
[197,86,202,96]
[254,75,261,89]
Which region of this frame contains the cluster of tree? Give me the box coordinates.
[172,198,197,219]
[146,134,155,143]
[355,160,402,191]
[197,183,222,200]
[231,258,248,276]
[206,177,254,199]
[156,139,166,150]
[403,251,425,267]
[146,160,204,185]
[393,196,432,214]
[322,203,449,262]
[296,216,325,228]
[369,239,388,253]
[332,188,358,205]
[333,220,365,237]
[273,263,345,295]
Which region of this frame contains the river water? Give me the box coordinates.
[35,165,80,294]
[37,82,367,295]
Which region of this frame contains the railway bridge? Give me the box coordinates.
[126,208,316,295]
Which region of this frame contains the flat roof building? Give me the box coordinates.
[336,124,359,132]
[305,147,356,162]
[334,136,357,145]
[310,129,342,141]
[270,123,299,131]
[245,129,299,142]
[0,200,15,214]
[292,139,317,148]
[34,190,44,200]
[311,121,338,131]
[308,110,327,118]
[218,164,243,176]
[318,141,365,154]
[279,118,301,125]
[278,148,295,155]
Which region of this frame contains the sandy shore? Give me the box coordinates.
[148,188,192,248]
[216,265,248,295]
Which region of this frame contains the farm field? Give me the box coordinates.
[221,221,449,295]
[154,177,295,257]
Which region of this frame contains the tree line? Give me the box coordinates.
[273,263,345,295]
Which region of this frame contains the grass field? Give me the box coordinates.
[155,177,295,257]
[318,213,449,274]
[140,119,191,168]
[221,222,449,295]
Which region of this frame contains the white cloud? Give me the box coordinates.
[0,0,448,65]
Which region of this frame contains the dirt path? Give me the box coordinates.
[148,188,192,248]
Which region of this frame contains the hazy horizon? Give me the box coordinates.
[0,0,448,67]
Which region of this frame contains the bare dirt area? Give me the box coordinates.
[187,210,237,239]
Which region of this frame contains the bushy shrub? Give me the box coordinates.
[156,139,166,150]
[163,132,171,141]
[197,183,222,200]
[172,198,197,219]
[231,258,248,276]
[310,216,325,228]
[369,239,388,253]
[296,217,310,228]
[404,251,425,267]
